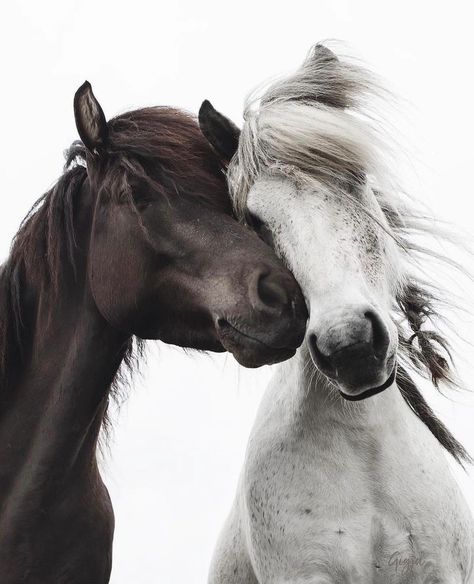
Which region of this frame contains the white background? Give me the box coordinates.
[2,1,474,582]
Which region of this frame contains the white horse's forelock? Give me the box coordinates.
[228,43,399,215]
[228,43,472,462]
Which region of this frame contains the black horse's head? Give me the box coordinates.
[73,83,307,367]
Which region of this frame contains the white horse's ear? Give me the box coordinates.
[74,81,108,155]
[306,44,348,109]
[198,100,240,164]
[312,44,339,64]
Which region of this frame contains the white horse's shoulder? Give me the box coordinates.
[237,369,474,583]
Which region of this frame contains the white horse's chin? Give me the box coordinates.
[337,363,397,401]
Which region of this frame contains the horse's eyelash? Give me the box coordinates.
[247,212,265,230]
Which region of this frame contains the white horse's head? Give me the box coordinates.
[199,44,462,406]
[200,45,405,400]
[245,171,400,399]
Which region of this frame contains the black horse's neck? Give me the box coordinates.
[0,178,128,583]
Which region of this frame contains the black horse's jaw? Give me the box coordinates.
[215,318,297,368]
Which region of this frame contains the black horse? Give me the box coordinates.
[0,83,307,583]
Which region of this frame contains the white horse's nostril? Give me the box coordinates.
[308,332,332,372]
[364,309,390,358]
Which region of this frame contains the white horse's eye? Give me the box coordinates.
[247,212,264,230]
[247,212,274,248]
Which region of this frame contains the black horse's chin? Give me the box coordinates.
[215,319,296,368]
[339,364,397,401]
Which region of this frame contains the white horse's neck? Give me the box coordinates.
[273,347,407,431]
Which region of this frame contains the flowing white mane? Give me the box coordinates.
[229,44,394,211]
[227,43,472,464]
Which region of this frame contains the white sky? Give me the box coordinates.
[2,1,474,583]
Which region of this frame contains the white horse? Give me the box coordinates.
[199,44,474,583]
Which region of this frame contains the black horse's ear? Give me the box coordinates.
[198,100,240,164]
[74,81,108,154]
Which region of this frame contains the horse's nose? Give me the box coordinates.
[364,308,390,358]
[249,269,291,314]
[308,305,391,389]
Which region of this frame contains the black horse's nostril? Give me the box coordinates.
[364,309,390,358]
[255,272,289,311]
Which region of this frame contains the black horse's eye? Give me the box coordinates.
[247,213,274,248]
[132,189,156,209]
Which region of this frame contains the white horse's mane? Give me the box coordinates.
[228,43,472,464]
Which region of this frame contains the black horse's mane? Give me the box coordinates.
[0,107,229,395]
